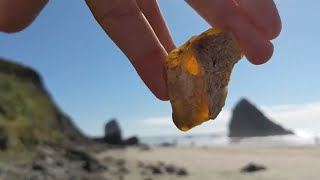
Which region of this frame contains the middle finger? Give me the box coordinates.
[136,0,176,53]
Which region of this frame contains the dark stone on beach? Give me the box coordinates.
[149,165,163,175]
[32,161,46,172]
[0,127,8,150]
[56,160,64,167]
[65,148,106,173]
[83,159,107,173]
[164,164,176,174]
[118,166,129,174]
[229,99,294,137]
[116,159,126,166]
[65,148,92,161]
[104,119,122,145]
[0,105,5,115]
[1,141,108,179]
[176,168,188,176]
[123,136,139,145]
[103,156,115,163]
[241,163,266,173]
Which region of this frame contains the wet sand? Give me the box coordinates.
[96,145,320,180]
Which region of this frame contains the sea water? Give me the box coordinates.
[140,129,319,147]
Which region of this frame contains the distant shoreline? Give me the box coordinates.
[140,131,319,147]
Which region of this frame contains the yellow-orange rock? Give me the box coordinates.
[165,29,243,131]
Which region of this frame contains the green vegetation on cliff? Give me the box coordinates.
[0,58,85,155]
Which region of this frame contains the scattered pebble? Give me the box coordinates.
[103,156,114,162]
[240,163,266,173]
[149,165,162,175]
[165,164,176,174]
[118,166,129,174]
[55,160,64,167]
[176,168,188,176]
[32,162,46,172]
[116,159,126,166]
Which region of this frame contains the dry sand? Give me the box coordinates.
[96,145,320,180]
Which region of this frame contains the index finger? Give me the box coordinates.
[85,0,169,100]
[185,0,274,64]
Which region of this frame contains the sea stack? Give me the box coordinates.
[228,99,294,137]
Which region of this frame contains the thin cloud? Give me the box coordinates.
[262,102,320,135]
[140,101,320,136]
[142,116,173,126]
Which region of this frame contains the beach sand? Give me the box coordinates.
[96,145,320,180]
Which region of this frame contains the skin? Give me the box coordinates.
[0,0,282,101]
[0,0,48,32]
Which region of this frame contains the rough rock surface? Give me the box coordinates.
[166,29,243,131]
[104,119,122,145]
[123,136,139,146]
[0,145,108,180]
[94,119,140,146]
[0,127,7,150]
[229,99,294,137]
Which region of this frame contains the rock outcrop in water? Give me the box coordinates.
[228,99,294,137]
[93,119,140,146]
[104,119,123,145]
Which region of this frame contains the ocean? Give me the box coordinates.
[140,129,320,147]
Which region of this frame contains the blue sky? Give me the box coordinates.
[0,0,319,137]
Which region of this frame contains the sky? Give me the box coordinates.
[0,0,319,137]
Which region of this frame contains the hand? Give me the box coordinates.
[86,0,282,101]
[0,0,282,101]
[0,0,48,33]
[186,0,282,64]
[85,0,175,101]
